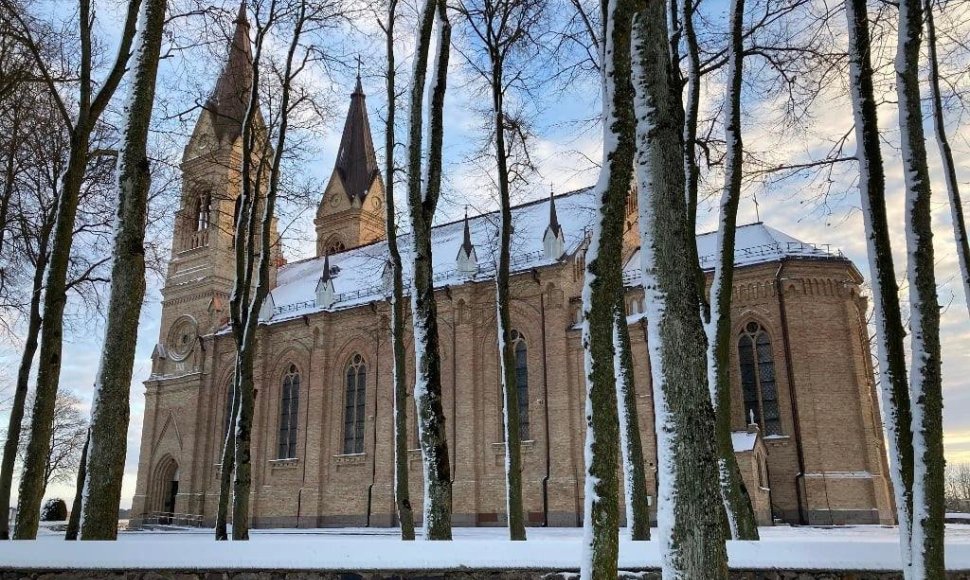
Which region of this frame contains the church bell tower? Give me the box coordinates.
[314,76,385,255]
[152,3,279,376]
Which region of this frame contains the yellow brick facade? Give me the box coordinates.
[131,46,895,529]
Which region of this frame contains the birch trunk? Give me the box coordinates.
[492,48,526,546]
[579,0,634,576]
[0,195,56,540]
[65,433,88,540]
[14,0,143,539]
[896,0,945,573]
[406,0,453,540]
[384,0,416,541]
[79,0,167,540]
[612,298,649,541]
[633,0,728,575]
[705,0,759,541]
[844,0,914,569]
[924,0,970,321]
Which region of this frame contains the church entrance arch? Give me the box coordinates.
[151,456,179,523]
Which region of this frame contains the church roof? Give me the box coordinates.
[265,186,845,323]
[331,76,380,202]
[206,2,254,143]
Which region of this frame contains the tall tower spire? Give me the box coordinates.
[206,1,254,144]
[314,78,386,256]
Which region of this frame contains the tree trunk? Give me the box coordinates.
[14,0,142,540]
[406,0,453,541]
[843,0,914,568]
[704,0,759,542]
[0,197,55,540]
[384,0,415,541]
[79,0,167,540]
[632,0,728,575]
[896,0,945,574]
[215,373,238,540]
[65,433,88,540]
[924,0,970,322]
[579,0,635,576]
[230,3,305,540]
[612,298,649,541]
[679,0,707,316]
[492,58,526,545]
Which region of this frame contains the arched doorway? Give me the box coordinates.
[151,456,179,523]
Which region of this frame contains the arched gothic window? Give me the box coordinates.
[278,365,300,459]
[343,354,367,454]
[738,321,782,436]
[196,194,211,231]
[327,238,346,255]
[511,329,530,440]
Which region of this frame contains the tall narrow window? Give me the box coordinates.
[196,194,211,231]
[344,354,367,454]
[738,321,782,435]
[511,329,529,440]
[278,364,300,459]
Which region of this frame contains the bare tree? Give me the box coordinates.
[376,0,415,541]
[405,0,453,541]
[924,0,970,321]
[843,0,914,570]
[703,0,759,541]
[9,0,142,540]
[578,0,635,574]
[632,0,728,574]
[454,0,547,542]
[18,389,88,492]
[897,0,946,571]
[79,0,168,540]
[945,463,970,513]
[221,0,332,541]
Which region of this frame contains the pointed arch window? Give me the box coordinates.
[738,321,782,436]
[510,329,530,440]
[196,193,211,231]
[343,354,367,454]
[278,365,300,459]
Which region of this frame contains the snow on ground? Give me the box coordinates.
[2,525,969,571]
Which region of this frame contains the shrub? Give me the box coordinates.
[41,498,68,521]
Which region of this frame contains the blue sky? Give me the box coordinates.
[1,0,968,510]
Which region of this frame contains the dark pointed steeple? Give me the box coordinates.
[548,185,561,236]
[460,208,474,258]
[333,70,380,202]
[321,251,333,283]
[207,1,254,142]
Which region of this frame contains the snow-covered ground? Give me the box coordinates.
[0,525,967,571]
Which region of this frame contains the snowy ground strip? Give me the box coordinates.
[3,525,969,571]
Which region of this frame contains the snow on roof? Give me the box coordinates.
[622,221,844,283]
[267,187,844,323]
[732,431,759,452]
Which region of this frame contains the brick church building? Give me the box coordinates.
[130,8,896,529]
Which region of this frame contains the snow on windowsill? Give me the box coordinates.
[269,458,299,469]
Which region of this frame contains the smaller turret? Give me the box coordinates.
[316,252,337,308]
[543,187,565,260]
[456,209,478,277]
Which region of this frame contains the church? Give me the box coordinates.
[130,8,896,529]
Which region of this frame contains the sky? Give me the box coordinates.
[1,0,968,511]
